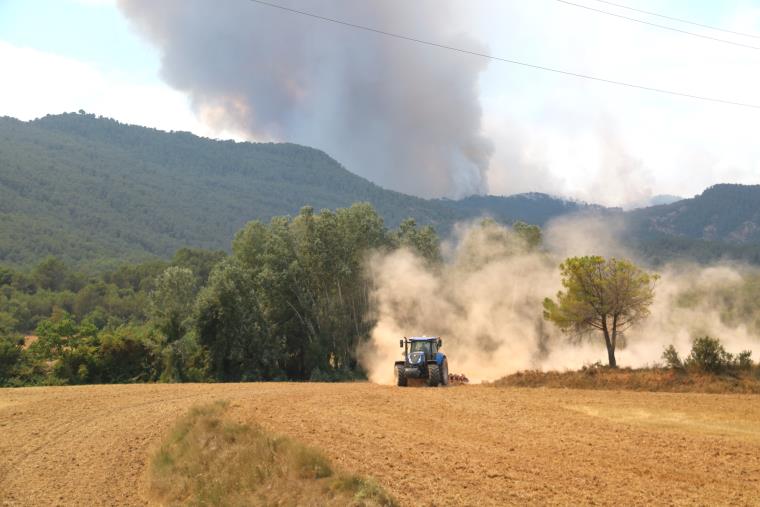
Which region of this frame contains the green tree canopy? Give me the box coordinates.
[0,335,23,385]
[543,256,658,367]
[195,259,280,381]
[149,266,197,343]
[171,248,226,286]
[0,202,449,385]
[222,203,396,380]
[512,221,542,250]
[391,218,442,264]
[30,312,100,384]
[32,257,71,291]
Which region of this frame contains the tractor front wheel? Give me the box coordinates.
[441,359,449,386]
[427,364,441,387]
[396,365,407,387]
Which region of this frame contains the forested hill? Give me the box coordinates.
[628,184,760,244]
[2,113,760,268]
[0,113,454,267]
[0,113,595,268]
[619,184,760,265]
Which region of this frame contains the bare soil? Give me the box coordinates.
[1,383,759,506]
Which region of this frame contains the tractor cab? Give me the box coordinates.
[409,338,437,356]
[394,336,448,387]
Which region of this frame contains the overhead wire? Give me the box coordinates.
[556,0,760,51]
[589,0,760,40]
[246,0,760,110]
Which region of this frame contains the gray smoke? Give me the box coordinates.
[118,0,493,198]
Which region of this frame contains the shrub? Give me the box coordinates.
[737,350,754,370]
[0,335,24,385]
[158,333,209,383]
[667,337,758,375]
[581,361,605,374]
[309,366,364,382]
[662,345,683,369]
[685,336,734,374]
[98,325,159,383]
[309,367,330,382]
[53,345,101,384]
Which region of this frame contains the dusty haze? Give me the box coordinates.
[117,0,492,198]
[360,218,760,384]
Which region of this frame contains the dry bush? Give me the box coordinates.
[493,366,760,394]
[148,401,396,507]
[494,335,759,394]
[662,345,683,370]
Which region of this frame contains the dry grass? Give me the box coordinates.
[148,400,396,507]
[493,365,760,393]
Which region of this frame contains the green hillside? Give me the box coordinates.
[0,113,606,268]
[448,193,608,225]
[628,184,760,244]
[2,113,760,269]
[0,113,459,267]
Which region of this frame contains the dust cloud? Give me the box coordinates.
[360,217,760,384]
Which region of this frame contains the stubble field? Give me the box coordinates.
[1,383,759,506]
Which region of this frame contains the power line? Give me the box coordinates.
[590,0,760,40]
[246,0,760,110]
[556,0,760,51]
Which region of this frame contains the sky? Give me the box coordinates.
[1,0,759,206]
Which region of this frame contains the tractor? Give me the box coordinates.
[394,336,449,387]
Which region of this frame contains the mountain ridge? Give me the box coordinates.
[2,113,760,267]
[629,184,760,244]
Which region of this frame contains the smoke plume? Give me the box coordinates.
[117,0,492,198]
[359,217,760,384]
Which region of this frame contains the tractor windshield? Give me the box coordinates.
[409,341,432,355]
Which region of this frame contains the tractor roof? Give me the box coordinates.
[409,336,439,341]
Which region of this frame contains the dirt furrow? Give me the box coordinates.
[1,384,759,506]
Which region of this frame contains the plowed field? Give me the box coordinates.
[1,383,759,506]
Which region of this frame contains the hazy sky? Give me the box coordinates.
[2,0,759,206]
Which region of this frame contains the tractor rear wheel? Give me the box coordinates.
[441,359,449,386]
[396,365,407,387]
[427,364,441,387]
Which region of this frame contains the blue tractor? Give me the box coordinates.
[395,336,449,387]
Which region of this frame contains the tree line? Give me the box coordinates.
[0,204,444,385]
[3,201,758,387]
